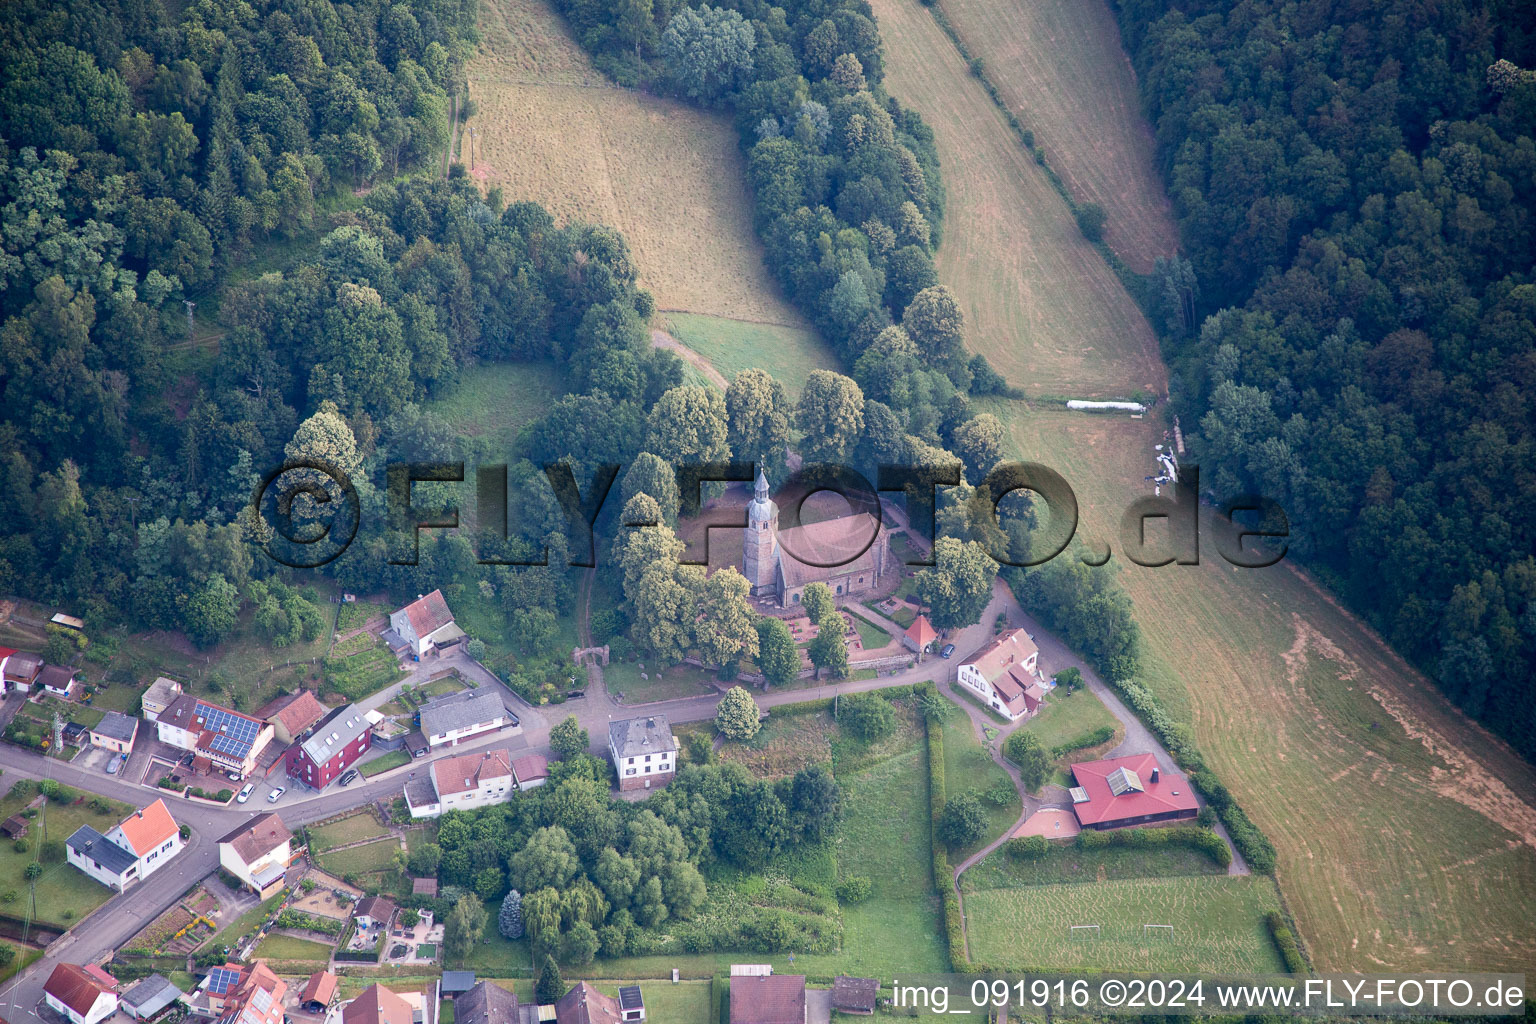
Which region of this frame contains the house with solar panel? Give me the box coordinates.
[386,589,465,659]
[155,694,275,779]
[65,797,183,891]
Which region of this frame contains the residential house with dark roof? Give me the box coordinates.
[405,747,514,818]
[830,977,878,1015]
[256,690,329,744]
[956,628,1046,721]
[285,704,373,789]
[617,985,645,1022]
[419,689,512,748]
[66,797,182,891]
[456,980,538,1024]
[44,964,118,1024]
[217,813,294,896]
[155,694,274,778]
[730,974,807,1024]
[1069,753,1199,830]
[555,982,623,1024]
[38,663,79,698]
[342,983,417,1024]
[387,589,464,658]
[120,973,182,1019]
[608,715,677,791]
[0,649,41,693]
[353,895,397,930]
[89,711,138,754]
[139,676,183,720]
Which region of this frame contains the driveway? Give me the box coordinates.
[805,987,832,1024]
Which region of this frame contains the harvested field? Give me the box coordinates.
[468,0,806,326]
[934,0,1179,270]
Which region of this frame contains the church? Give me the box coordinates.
[741,470,889,608]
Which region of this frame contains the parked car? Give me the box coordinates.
[105,757,121,775]
[267,786,285,803]
[236,782,255,803]
[940,643,956,659]
[225,771,242,782]
[338,769,360,787]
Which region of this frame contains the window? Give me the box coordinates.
[628,757,634,764]
[645,754,651,762]
[792,593,800,603]
[625,769,636,776]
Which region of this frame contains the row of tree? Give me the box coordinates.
[1117,0,1536,754]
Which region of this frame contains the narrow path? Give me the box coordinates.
[651,328,728,389]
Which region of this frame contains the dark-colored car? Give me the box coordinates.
[338,768,360,787]
[940,643,956,659]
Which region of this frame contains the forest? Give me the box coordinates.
[1118,0,1536,756]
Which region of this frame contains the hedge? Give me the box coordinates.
[1070,824,1231,869]
[923,694,971,973]
[1266,911,1305,973]
[1049,724,1115,759]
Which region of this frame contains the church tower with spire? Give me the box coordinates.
[742,468,780,597]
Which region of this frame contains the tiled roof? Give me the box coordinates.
[831,976,878,1012]
[608,715,676,759]
[399,590,454,637]
[301,972,338,1006]
[904,615,937,648]
[412,877,437,896]
[555,981,622,1024]
[342,983,415,1024]
[730,974,806,1024]
[962,628,1039,683]
[37,663,75,690]
[776,514,881,588]
[66,825,136,875]
[93,711,138,743]
[45,964,113,1016]
[217,813,292,864]
[159,696,268,760]
[419,690,507,739]
[121,974,181,1015]
[456,981,522,1024]
[511,754,549,784]
[354,896,397,922]
[2,651,41,680]
[1069,753,1199,826]
[115,798,178,857]
[432,748,512,797]
[257,690,328,736]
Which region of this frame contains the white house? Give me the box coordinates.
[404,748,514,819]
[956,628,1047,722]
[418,689,512,748]
[0,648,42,693]
[154,694,274,778]
[608,715,677,791]
[218,813,294,897]
[139,676,183,721]
[66,798,182,891]
[44,964,119,1024]
[386,589,464,658]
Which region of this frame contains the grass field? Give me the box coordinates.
[308,812,390,853]
[603,659,717,704]
[933,0,1179,271]
[253,933,333,961]
[1018,685,1122,761]
[468,0,805,326]
[875,0,1536,974]
[423,361,566,458]
[962,836,1227,890]
[966,875,1286,973]
[938,706,1020,857]
[319,837,401,877]
[868,0,1164,401]
[661,314,838,400]
[0,789,129,926]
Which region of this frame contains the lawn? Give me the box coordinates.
[867,0,1164,401]
[661,314,837,400]
[360,750,412,778]
[842,608,892,651]
[964,875,1287,974]
[937,705,1020,857]
[932,0,1178,272]
[0,786,132,927]
[319,838,401,877]
[468,0,806,327]
[323,632,405,702]
[961,837,1227,890]
[457,927,534,973]
[1018,685,1121,760]
[208,893,286,954]
[602,659,717,704]
[253,933,333,961]
[422,361,567,460]
[308,812,390,853]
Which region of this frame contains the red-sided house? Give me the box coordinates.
[1068,753,1199,830]
[285,705,372,789]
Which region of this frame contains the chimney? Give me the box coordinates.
[1150,768,1160,784]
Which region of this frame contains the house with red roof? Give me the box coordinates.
[154,694,275,779]
[730,973,806,1024]
[956,628,1046,721]
[43,963,118,1024]
[1068,753,1199,829]
[387,589,464,658]
[404,747,515,818]
[215,961,286,1024]
[901,615,937,657]
[341,982,418,1024]
[65,797,183,891]
[256,689,329,744]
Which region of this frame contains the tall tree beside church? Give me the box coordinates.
[696,568,760,670]
[725,369,791,472]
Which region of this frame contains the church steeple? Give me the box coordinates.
[754,467,770,501]
[743,467,779,596]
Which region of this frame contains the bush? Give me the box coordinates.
[834,877,871,904]
[1266,911,1305,972]
[714,686,761,740]
[10,840,26,854]
[836,692,895,742]
[1049,724,1114,758]
[1006,835,1049,859]
[938,793,986,849]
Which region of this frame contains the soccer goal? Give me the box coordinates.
[1069,924,1101,940]
[1144,924,1175,939]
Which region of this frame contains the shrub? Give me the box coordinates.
[10,840,26,854]
[836,691,895,741]
[835,877,871,904]
[714,686,761,740]
[1006,835,1049,859]
[1266,911,1305,972]
[938,793,986,849]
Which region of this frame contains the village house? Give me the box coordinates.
[1068,753,1199,829]
[830,977,878,1015]
[37,663,79,699]
[119,974,182,1020]
[43,964,118,1024]
[456,980,538,1024]
[608,715,677,791]
[956,628,1047,721]
[386,589,465,659]
[341,982,419,1024]
[353,895,397,931]
[419,689,512,748]
[555,982,624,1024]
[511,753,550,791]
[405,748,515,819]
[730,972,807,1024]
[89,711,138,754]
[255,689,328,745]
[284,704,372,789]
[299,972,339,1013]
[740,471,889,607]
[138,676,183,721]
[214,959,286,1024]
[65,798,182,891]
[217,813,294,897]
[155,694,274,779]
[0,649,41,693]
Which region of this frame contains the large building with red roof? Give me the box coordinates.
[404,747,515,818]
[957,628,1046,721]
[1068,753,1199,829]
[65,797,183,891]
[43,963,118,1024]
